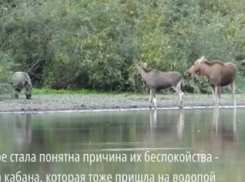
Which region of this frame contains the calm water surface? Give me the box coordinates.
[0,108,244,182]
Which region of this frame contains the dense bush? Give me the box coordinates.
[1,0,245,93]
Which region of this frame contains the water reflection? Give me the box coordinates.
[146,109,185,148]
[149,109,157,128]
[211,108,237,141]
[0,108,244,181]
[14,114,32,152]
[177,110,184,141]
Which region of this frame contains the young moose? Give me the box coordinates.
[187,56,237,107]
[136,63,184,109]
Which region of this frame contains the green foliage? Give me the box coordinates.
[32,88,104,95]
[1,0,245,93]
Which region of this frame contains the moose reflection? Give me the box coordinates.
[211,108,237,143]
[191,108,237,156]
[140,109,185,148]
[142,108,237,152]
[0,109,242,181]
[149,109,185,141]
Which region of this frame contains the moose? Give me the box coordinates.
[187,56,237,107]
[136,62,184,109]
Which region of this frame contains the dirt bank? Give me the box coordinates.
[0,93,244,113]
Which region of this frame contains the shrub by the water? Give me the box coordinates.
[1,0,245,93]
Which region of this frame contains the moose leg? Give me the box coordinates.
[149,90,153,109]
[218,87,221,99]
[152,90,157,109]
[214,86,219,108]
[210,86,216,105]
[231,81,236,107]
[172,80,184,109]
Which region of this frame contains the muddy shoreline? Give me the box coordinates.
[0,93,244,113]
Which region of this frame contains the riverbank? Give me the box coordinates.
[0,92,243,112]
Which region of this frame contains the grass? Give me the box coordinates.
[0,85,147,96]
[2,85,245,96]
[32,88,174,97]
[32,88,105,95]
[31,88,213,98]
[32,88,148,95]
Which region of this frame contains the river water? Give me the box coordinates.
[0,108,244,182]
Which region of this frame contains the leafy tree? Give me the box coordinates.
[1,0,245,93]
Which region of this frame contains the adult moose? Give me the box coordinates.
[187,56,237,107]
[136,62,184,109]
